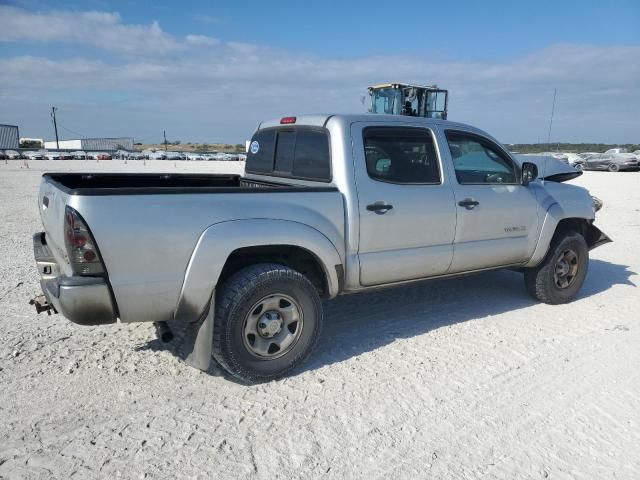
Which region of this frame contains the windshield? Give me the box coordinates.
[424,91,447,119]
[370,88,402,115]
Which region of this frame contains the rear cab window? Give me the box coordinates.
[246,127,331,182]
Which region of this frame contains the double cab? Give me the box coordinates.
[32,114,610,381]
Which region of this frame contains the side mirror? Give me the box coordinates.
[521,162,538,186]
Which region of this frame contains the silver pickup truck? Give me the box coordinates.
[32,114,611,381]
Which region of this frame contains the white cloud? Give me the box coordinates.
[0,5,219,55]
[185,34,219,47]
[0,6,638,143]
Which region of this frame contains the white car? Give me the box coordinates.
[561,153,583,165]
[186,153,205,161]
[605,148,629,155]
[115,150,130,159]
[4,150,22,159]
[24,150,46,160]
[44,151,62,160]
[165,151,186,160]
[147,151,167,160]
[72,151,87,159]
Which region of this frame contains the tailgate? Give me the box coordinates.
[38,176,73,276]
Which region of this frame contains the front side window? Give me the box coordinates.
[363,127,441,184]
[446,131,517,184]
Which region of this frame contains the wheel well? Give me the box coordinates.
[218,245,330,297]
[552,218,588,243]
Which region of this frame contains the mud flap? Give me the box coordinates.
[586,224,613,250]
[182,293,214,371]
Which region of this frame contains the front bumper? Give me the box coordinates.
[33,232,116,325]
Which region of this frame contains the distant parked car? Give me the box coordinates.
[186,152,205,161]
[4,150,22,159]
[96,153,112,160]
[126,152,146,160]
[59,152,74,160]
[72,151,87,159]
[604,148,630,155]
[165,151,186,160]
[560,153,583,165]
[580,149,638,172]
[24,150,45,160]
[44,151,62,160]
[114,150,130,159]
[147,151,167,160]
[0,150,6,160]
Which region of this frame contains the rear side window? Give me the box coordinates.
[246,127,331,182]
[363,127,441,184]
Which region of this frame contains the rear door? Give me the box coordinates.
[442,129,540,272]
[352,123,457,286]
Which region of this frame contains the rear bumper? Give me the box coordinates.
[33,232,116,325]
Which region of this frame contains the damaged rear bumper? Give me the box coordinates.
[32,232,117,325]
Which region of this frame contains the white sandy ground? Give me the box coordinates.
[0,159,638,479]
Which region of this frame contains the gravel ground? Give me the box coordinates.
[0,160,638,479]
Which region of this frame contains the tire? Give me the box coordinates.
[213,263,323,382]
[524,232,589,304]
[608,163,620,172]
[574,163,584,171]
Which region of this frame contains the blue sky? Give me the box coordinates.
[1,0,639,143]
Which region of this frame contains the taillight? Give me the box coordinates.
[64,206,105,275]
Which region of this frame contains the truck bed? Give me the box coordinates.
[44,173,335,195]
[38,172,345,324]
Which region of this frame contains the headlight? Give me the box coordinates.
[592,196,603,213]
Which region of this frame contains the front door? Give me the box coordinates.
[442,129,540,273]
[352,123,457,286]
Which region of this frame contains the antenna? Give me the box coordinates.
[547,88,557,146]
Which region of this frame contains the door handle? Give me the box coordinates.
[366,202,394,214]
[458,198,479,209]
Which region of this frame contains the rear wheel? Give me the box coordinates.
[213,263,323,382]
[524,232,589,304]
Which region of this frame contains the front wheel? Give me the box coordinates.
[608,163,620,172]
[213,263,323,382]
[524,232,589,304]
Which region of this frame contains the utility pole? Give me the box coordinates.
[163,130,168,151]
[51,106,60,149]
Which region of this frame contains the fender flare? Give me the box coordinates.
[174,218,343,325]
[526,203,608,267]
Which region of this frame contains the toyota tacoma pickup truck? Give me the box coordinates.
[32,114,611,382]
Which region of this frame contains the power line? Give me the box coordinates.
[59,125,88,138]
